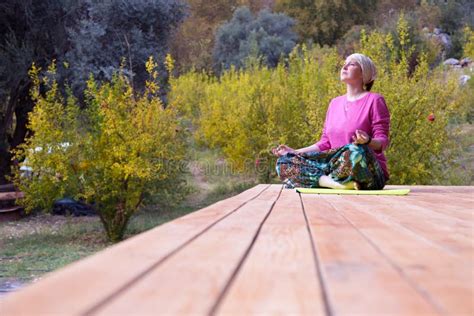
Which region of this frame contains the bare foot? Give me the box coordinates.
[318,175,356,190]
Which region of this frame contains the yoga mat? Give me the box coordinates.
[296,188,410,195]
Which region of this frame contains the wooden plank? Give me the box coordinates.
[322,194,474,315]
[400,193,474,221]
[0,192,22,201]
[0,191,24,201]
[386,185,474,202]
[386,185,473,194]
[0,206,22,222]
[424,186,473,194]
[90,185,283,315]
[302,193,441,315]
[0,184,270,315]
[348,195,473,256]
[215,187,326,315]
[0,184,15,192]
[0,206,23,213]
[385,192,473,227]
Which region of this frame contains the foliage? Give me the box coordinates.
[64,0,188,98]
[213,6,297,72]
[433,0,474,59]
[12,58,188,242]
[337,25,368,57]
[436,0,472,35]
[339,10,444,67]
[460,26,474,123]
[463,26,474,58]
[371,0,473,59]
[170,16,470,185]
[169,0,237,73]
[169,0,275,73]
[274,0,376,46]
[0,0,74,184]
[415,0,442,30]
[0,0,187,184]
[275,0,473,60]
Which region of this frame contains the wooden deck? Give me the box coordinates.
[1,184,473,315]
[0,188,24,222]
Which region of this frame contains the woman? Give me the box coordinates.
[273,53,390,190]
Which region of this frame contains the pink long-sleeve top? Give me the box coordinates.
[315,92,391,180]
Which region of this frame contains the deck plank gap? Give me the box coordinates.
[83,184,272,316]
[299,192,334,316]
[322,196,446,315]
[209,185,283,316]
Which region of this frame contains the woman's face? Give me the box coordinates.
[340,58,363,85]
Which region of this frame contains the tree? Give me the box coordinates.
[0,0,73,184]
[0,0,188,184]
[169,0,240,73]
[274,0,377,46]
[213,6,297,72]
[64,0,188,98]
[170,0,275,73]
[436,0,472,35]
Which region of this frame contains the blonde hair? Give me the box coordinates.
[346,53,377,91]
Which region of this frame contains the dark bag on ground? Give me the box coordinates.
[52,198,96,216]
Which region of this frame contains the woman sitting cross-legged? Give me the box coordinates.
[272,53,390,190]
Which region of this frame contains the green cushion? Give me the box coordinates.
[296,188,410,195]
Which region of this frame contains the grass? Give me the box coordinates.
[0,146,257,286]
[450,122,474,185]
[0,216,106,281]
[436,121,474,185]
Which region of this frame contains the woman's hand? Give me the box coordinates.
[352,129,371,145]
[271,144,296,157]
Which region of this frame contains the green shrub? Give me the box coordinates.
[463,26,474,59]
[12,57,188,242]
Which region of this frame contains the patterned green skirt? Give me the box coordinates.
[276,144,386,190]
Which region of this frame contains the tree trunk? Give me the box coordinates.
[0,139,11,185]
[0,91,17,185]
[0,84,32,184]
[11,94,33,148]
[99,202,133,243]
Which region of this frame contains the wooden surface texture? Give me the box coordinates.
[1,184,472,316]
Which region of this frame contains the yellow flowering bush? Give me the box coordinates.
[13,57,188,242]
[462,26,474,59]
